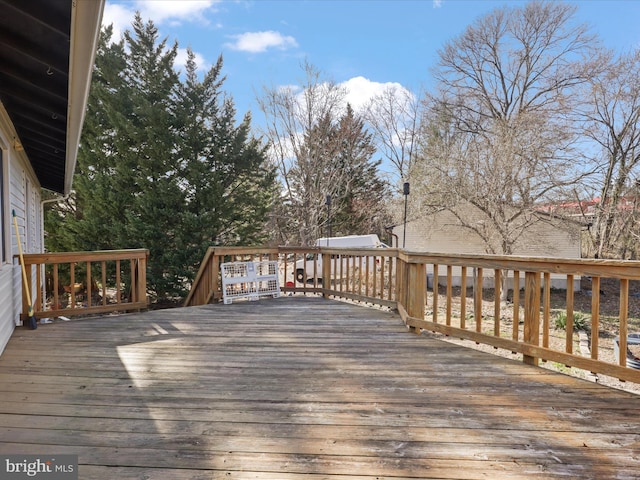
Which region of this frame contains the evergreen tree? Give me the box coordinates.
[259,63,390,244]
[175,51,276,275]
[291,104,390,239]
[331,105,390,235]
[119,14,184,299]
[46,16,275,301]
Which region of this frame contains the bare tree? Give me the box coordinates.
[257,62,346,245]
[258,62,388,245]
[412,1,600,257]
[363,85,422,186]
[579,49,640,258]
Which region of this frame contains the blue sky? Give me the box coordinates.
[102,0,640,129]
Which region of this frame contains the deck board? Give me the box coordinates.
[0,296,639,479]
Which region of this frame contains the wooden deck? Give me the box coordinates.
[0,296,639,479]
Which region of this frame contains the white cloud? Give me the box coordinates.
[279,84,303,95]
[285,76,411,118]
[102,0,220,39]
[433,0,443,8]
[226,31,298,53]
[341,77,410,112]
[102,1,214,74]
[135,0,219,25]
[101,3,135,40]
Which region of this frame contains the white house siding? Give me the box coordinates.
[9,156,42,325]
[395,209,582,290]
[0,105,43,355]
[26,178,40,252]
[0,266,14,354]
[0,136,13,353]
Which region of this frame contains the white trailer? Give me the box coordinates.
[295,234,388,284]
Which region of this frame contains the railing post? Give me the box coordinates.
[212,252,220,302]
[396,256,406,309]
[322,249,331,297]
[523,271,541,366]
[405,259,425,333]
[137,253,148,307]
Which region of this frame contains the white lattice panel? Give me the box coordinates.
[221,261,280,304]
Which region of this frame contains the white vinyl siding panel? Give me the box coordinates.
[0,266,15,353]
[0,116,43,345]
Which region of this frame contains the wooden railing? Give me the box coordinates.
[184,246,396,307]
[184,247,280,306]
[20,249,148,321]
[397,251,640,384]
[186,246,640,383]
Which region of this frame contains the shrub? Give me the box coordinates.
[554,311,589,331]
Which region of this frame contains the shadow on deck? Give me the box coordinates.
[0,296,638,479]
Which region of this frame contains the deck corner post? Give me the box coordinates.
[406,259,426,333]
[523,271,541,366]
[139,253,148,307]
[322,249,331,298]
[395,255,405,308]
[212,250,221,302]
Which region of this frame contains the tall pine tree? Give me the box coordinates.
[289,104,390,239]
[175,51,276,275]
[46,16,275,301]
[120,15,185,298]
[331,104,390,235]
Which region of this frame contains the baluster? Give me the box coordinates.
[566,274,575,355]
[494,269,501,339]
[543,272,551,349]
[619,279,629,368]
[460,266,467,331]
[446,265,452,327]
[523,271,541,366]
[474,268,483,334]
[432,264,439,324]
[512,270,520,343]
[591,276,600,361]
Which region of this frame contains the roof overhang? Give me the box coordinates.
[0,0,104,195]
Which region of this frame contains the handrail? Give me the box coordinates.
[19,249,149,321]
[396,250,640,383]
[185,245,397,306]
[183,247,217,307]
[186,246,640,384]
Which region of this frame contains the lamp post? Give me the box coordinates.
[402,182,409,248]
[325,195,332,242]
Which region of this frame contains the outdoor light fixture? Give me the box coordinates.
[403,182,409,248]
[325,195,332,241]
